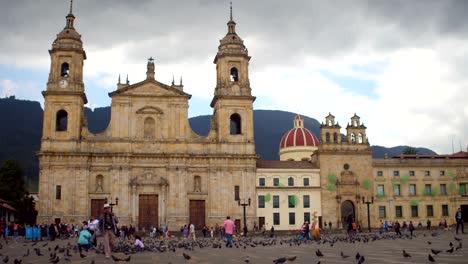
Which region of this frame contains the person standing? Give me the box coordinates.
[408,221,415,237]
[223,216,235,248]
[456,208,465,234]
[87,216,99,247]
[0,217,7,242]
[98,204,118,259]
[189,223,196,240]
[328,221,332,231]
[426,219,431,230]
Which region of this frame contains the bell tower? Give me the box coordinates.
[210,3,255,144]
[41,0,87,144]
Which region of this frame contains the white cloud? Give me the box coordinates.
[0,79,18,97]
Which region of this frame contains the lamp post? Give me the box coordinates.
[238,198,251,235]
[105,197,119,212]
[362,196,373,232]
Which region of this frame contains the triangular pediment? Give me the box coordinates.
[108,79,191,98]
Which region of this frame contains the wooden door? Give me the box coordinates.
[235,219,241,233]
[258,217,265,229]
[139,194,158,231]
[90,199,106,218]
[189,200,205,229]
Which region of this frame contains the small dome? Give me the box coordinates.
[280,115,319,149]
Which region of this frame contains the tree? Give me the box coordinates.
[402,147,418,155]
[0,160,37,224]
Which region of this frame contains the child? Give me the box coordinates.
[134,235,144,251]
[77,224,92,253]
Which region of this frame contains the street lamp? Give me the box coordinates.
[362,196,373,232]
[238,198,251,235]
[105,197,119,212]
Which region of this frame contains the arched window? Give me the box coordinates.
[288,177,294,186]
[358,133,363,144]
[144,117,155,138]
[325,132,330,143]
[333,132,338,143]
[56,110,68,131]
[230,113,241,135]
[61,62,69,77]
[230,67,239,82]
[353,120,357,127]
[350,133,356,143]
[328,120,332,126]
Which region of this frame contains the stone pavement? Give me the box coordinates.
[0,230,466,263]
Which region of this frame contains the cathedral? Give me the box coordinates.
[38,3,468,231]
[37,4,257,230]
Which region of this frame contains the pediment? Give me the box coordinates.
[136,106,163,115]
[109,79,191,98]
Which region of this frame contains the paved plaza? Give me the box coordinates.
[0,230,466,263]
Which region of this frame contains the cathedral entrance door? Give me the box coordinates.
[139,194,158,231]
[90,199,106,218]
[341,200,355,229]
[189,200,205,229]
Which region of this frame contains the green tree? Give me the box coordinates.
[402,147,418,155]
[0,160,37,224]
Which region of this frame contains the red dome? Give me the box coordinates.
[280,115,320,149]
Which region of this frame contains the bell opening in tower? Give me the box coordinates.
[61,62,70,77]
[230,67,238,82]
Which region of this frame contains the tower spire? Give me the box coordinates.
[69,0,73,14]
[230,1,233,21]
[227,2,236,34]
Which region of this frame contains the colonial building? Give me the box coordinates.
[37,4,257,230]
[256,116,321,230]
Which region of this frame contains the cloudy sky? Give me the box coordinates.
[0,0,467,154]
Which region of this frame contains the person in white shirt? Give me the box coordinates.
[87,216,99,247]
[189,223,196,240]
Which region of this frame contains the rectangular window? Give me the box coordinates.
[425,170,430,176]
[394,184,401,196]
[303,178,310,186]
[409,170,415,176]
[395,206,403,218]
[304,212,310,223]
[427,205,434,217]
[303,195,310,208]
[409,184,416,196]
[377,170,383,176]
[259,178,265,186]
[424,184,431,196]
[258,195,265,208]
[288,195,295,208]
[442,204,449,216]
[411,205,418,217]
[273,195,279,208]
[273,213,280,225]
[289,212,295,225]
[288,177,294,186]
[440,170,445,176]
[55,185,61,200]
[234,185,240,201]
[379,206,386,218]
[440,184,447,195]
[393,170,399,177]
[377,185,385,196]
[460,183,467,195]
[273,178,279,187]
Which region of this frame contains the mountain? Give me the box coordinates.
[0,97,437,191]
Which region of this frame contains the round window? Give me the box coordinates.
[344,164,350,170]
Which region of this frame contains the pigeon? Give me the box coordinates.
[50,256,60,264]
[315,249,324,257]
[358,255,365,264]
[42,243,48,247]
[454,236,462,242]
[272,257,286,264]
[80,252,86,258]
[13,259,22,264]
[244,256,250,263]
[111,255,131,262]
[355,252,361,260]
[428,254,436,262]
[287,256,297,261]
[2,256,9,263]
[446,247,454,253]
[341,252,350,258]
[431,249,441,255]
[402,250,411,258]
[449,242,453,247]
[456,242,462,251]
[427,241,432,245]
[182,253,191,260]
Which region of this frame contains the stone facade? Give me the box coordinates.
[37,7,257,230]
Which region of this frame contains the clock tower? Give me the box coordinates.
[41,0,87,145]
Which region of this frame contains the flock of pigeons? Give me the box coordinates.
[0,231,464,263]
